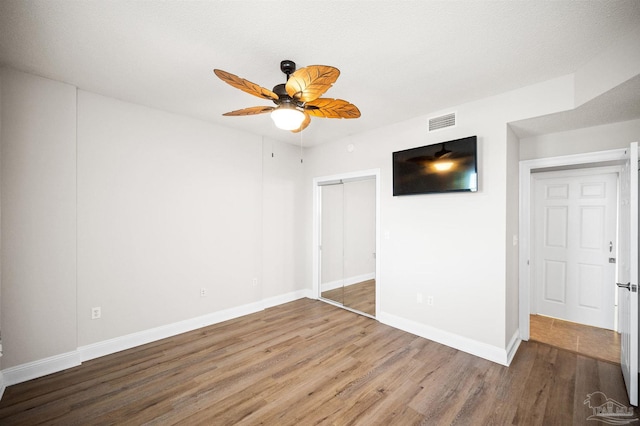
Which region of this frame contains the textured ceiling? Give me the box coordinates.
[1,1,639,145]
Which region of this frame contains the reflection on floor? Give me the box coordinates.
[321,279,375,317]
[529,314,620,364]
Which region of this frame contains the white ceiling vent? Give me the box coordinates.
[428,112,456,132]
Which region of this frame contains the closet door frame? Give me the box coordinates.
[312,168,380,318]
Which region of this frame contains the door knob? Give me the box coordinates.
[617,282,631,290]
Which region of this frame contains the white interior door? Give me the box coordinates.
[618,142,638,406]
[533,170,617,330]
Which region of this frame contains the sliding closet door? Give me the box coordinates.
[318,176,376,317]
[320,184,344,305]
[342,179,376,315]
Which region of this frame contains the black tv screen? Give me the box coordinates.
[393,136,478,196]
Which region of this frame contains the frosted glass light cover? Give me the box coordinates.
[271,107,305,130]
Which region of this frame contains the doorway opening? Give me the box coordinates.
[519,149,628,363]
[312,169,380,318]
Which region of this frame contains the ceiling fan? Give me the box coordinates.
[213,60,360,132]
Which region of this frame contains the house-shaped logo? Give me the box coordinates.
[584,391,638,424]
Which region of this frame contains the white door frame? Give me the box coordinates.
[519,149,627,340]
[313,168,381,317]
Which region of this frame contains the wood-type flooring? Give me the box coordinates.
[0,299,632,425]
[321,279,375,317]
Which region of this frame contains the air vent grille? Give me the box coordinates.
[429,112,456,132]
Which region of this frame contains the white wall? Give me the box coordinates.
[304,75,576,361]
[305,60,636,362]
[261,138,306,299]
[0,69,305,377]
[520,119,640,160]
[505,125,520,345]
[77,91,265,345]
[0,69,77,368]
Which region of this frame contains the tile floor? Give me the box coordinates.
[529,314,620,364]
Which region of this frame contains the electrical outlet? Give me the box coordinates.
[91,307,101,320]
[427,296,434,306]
[200,287,207,297]
[417,293,423,304]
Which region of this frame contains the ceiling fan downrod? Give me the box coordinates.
[274,60,301,107]
[280,60,296,80]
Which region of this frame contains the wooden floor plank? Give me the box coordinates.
[321,279,375,316]
[542,348,576,425]
[0,299,632,425]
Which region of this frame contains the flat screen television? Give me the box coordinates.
[393,136,478,196]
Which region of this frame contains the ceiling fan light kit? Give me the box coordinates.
[214,60,360,133]
[271,104,305,130]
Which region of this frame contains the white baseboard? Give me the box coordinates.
[2,351,81,387]
[79,289,311,362]
[263,288,314,308]
[378,311,514,366]
[0,289,311,393]
[0,371,5,400]
[506,329,521,365]
[321,272,375,292]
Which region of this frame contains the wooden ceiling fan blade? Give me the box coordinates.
[304,98,361,119]
[285,65,340,102]
[222,106,275,116]
[291,112,311,133]
[214,69,279,101]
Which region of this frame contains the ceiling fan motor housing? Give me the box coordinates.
[272,83,303,108]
